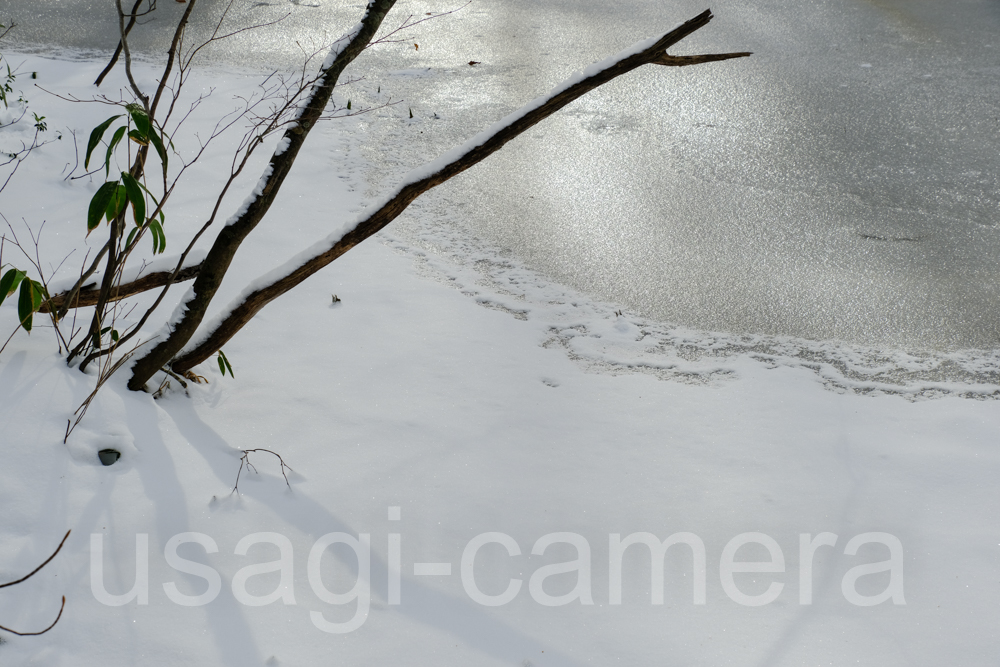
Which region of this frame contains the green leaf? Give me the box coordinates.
[125,226,139,249]
[149,218,166,254]
[121,172,145,226]
[149,129,168,174]
[218,349,234,378]
[0,268,26,308]
[17,279,42,332]
[127,129,148,146]
[99,326,120,343]
[105,184,128,222]
[127,104,151,140]
[104,125,127,177]
[135,180,164,219]
[88,182,120,232]
[85,115,123,170]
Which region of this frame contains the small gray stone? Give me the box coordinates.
[98,449,121,466]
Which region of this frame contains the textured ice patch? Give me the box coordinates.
[380,218,1000,399]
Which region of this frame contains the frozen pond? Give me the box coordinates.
[5,0,1000,351]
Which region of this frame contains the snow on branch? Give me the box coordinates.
[169,9,750,373]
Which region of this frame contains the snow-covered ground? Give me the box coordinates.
[1,47,1000,667]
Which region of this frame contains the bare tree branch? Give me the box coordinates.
[149,0,199,117]
[54,241,109,319]
[127,0,401,389]
[166,10,749,375]
[94,0,151,87]
[115,0,150,108]
[40,262,202,313]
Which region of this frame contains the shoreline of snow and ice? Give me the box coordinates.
[2,50,1000,667]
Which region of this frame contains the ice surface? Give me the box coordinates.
[7,0,1000,350]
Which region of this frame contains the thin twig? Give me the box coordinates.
[115,0,150,108]
[0,596,66,637]
[367,3,470,48]
[0,530,71,589]
[232,449,293,494]
[65,337,149,443]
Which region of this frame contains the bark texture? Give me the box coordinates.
[41,264,202,314]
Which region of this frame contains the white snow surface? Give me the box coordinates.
[1,51,1000,667]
